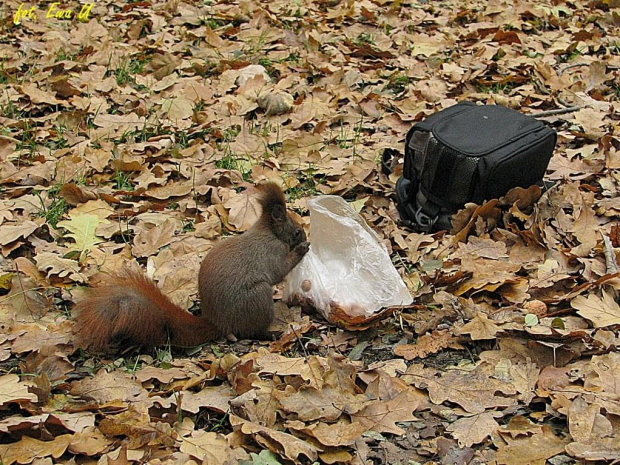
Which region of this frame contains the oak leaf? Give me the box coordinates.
[291,420,367,447]
[180,431,231,464]
[132,219,176,258]
[404,364,517,414]
[394,329,463,360]
[447,412,500,447]
[0,374,37,407]
[57,213,108,257]
[571,288,620,327]
[70,370,149,405]
[230,415,319,462]
[568,396,612,443]
[0,221,38,246]
[459,311,502,340]
[351,389,420,435]
[496,425,570,465]
[0,434,72,465]
[35,252,85,282]
[566,438,620,462]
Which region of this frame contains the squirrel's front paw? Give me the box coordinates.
[294,241,310,257]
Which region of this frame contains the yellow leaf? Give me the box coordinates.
[57,213,108,255]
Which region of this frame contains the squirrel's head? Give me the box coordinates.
[258,182,307,249]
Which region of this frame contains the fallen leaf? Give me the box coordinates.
[571,288,620,327]
[0,374,37,407]
[447,412,500,447]
[351,389,419,435]
[0,434,72,465]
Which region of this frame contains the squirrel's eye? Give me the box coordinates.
[295,229,302,238]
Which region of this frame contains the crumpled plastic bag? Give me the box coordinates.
[284,195,413,328]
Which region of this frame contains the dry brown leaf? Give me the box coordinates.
[230,379,279,427]
[134,366,188,384]
[68,427,112,456]
[255,351,329,389]
[278,386,368,422]
[291,419,367,447]
[98,410,176,449]
[11,322,74,354]
[404,364,517,414]
[351,389,420,435]
[35,252,85,282]
[224,189,262,231]
[0,221,38,246]
[147,52,181,80]
[510,360,540,405]
[566,437,620,462]
[180,431,232,464]
[0,374,37,407]
[570,288,620,327]
[145,183,193,200]
[70,370,149,406]
[455,236,508,260]
[1,275,52,324]
[581,352,620,415]
[393,329,462,360]
[0,434,72,465]
[177,385,236,414]
[162,96,194,120]
[230,414,319,462]
[495,425,570,465]
[459,311,502,340]
[447,412,500,447]
[132,219,177,258]
[568,396,613,443]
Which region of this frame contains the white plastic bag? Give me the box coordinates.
[284,195,412,326]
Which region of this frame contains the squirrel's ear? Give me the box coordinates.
[271,204,286,222]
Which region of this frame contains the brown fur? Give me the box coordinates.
[74,182,309,352]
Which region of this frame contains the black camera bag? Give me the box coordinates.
[388,102,557,232]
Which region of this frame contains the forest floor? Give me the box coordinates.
[0,0,619,464]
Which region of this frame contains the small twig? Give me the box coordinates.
[557,62,590,76]
[601,233,619,274]
[290,324,310,359]
[531,105,583,118]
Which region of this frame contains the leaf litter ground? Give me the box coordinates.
[0,0,619,464]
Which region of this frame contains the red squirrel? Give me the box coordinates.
[74,183,309,352]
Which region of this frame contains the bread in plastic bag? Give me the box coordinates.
[284,195,412,327]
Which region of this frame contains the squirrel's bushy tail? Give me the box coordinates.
[258,182,287,211]
[74,271,218,352]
